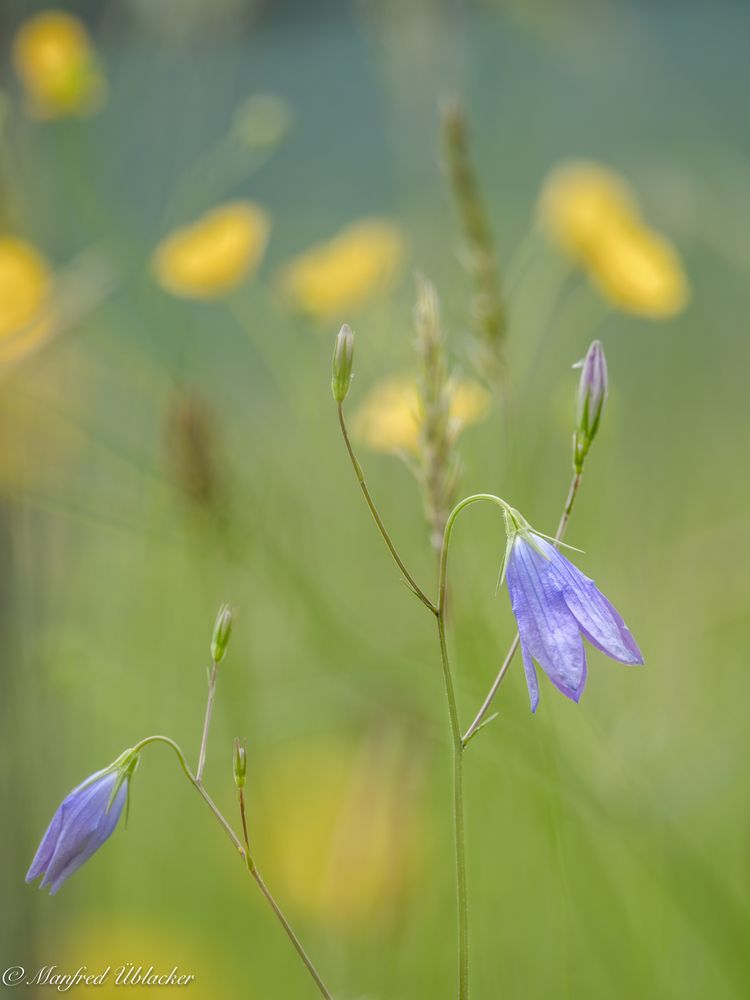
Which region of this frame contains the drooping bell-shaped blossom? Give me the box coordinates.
[505,527,643,711]
[26,753,135,895]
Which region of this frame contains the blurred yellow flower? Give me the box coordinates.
[279,217,404,319]
[539,160,689,318]
[539,161,637,261]
[590,222,689,318]
[450,378,493,430]
[257,735,426,926]
[152,201,270,299]
[0,236,53,363]
[12,10,106,119]
[353,374,490,454]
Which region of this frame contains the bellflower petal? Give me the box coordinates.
[520,641,540,713]
[534,537,643,664]
[27,762,131,895]
[504,527,643,710]
[25,802,64,883]
[507,537,587,701]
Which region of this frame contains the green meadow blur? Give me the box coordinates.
[1,1,749,997]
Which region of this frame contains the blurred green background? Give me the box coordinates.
[1,0,749,997]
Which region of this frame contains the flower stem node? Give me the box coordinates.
[210,604,233,664]
[233,738,247,789]
[331,324,355,403]
[573,340,608,472]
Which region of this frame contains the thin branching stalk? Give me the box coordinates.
[196,658,218,783]
[237,785,333,999]
[131,734,246,854]
[436,530,470,998]
[131,728,334,1000]
[337,403,437,614]
[337,407,477,997]
[336,398,588,993]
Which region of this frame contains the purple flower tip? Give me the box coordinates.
[26,760,132,895]
[506,531,642,712]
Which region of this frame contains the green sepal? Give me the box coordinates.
[105,748,140,817]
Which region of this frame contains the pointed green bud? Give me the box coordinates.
[573,340,608,471]
[331,324,355,402]
[210,604,233,664]
[233,738,247,789]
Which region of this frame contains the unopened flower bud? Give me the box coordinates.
[573,340,608,471]
[210,604,233,664]
[331,324,354,402]
[233,738,247,789]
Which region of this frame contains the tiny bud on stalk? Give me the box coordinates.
[233,738,247,789]
[573,340,608,471]
[211,604,233,663]
[331,324,354,402]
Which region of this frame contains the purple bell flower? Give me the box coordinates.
[26,752,136,895]
[505,526,643,712]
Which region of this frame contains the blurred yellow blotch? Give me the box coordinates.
[590,220,688,318]
[353,374,490,454]
[0,236,54,364]
[279,217,405,319]
[58,922,225,997]
[258,734,426,926]
[152,201,270,299]
[539,160,689,317]
[12,10,106,119]
[539,161,638,260]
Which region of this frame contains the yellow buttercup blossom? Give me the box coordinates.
[12,10,105,119]
[152,201,270,299]
[0,236,53,363]
[589,221,689,318]
[353,374,490,454]
[539,161,638,261]
[279,217,404,319]
[539,160,689,318]
[256,736,426,926]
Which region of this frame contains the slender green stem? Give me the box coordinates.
[336,412,515,998]
[556,470,582,539]
[131,735,334,999]
[196,659,218,783]
[337,403,437,614]
[461,636,519,749]
[237,789,333,1000]
[436,611,469,999]
[251,868,332,999]
[238,787,252,866]
[336,382,588,998]
[440,495,511,553]
[435,496,509,998]
[461,469,584,745]
[130,734,244,853]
